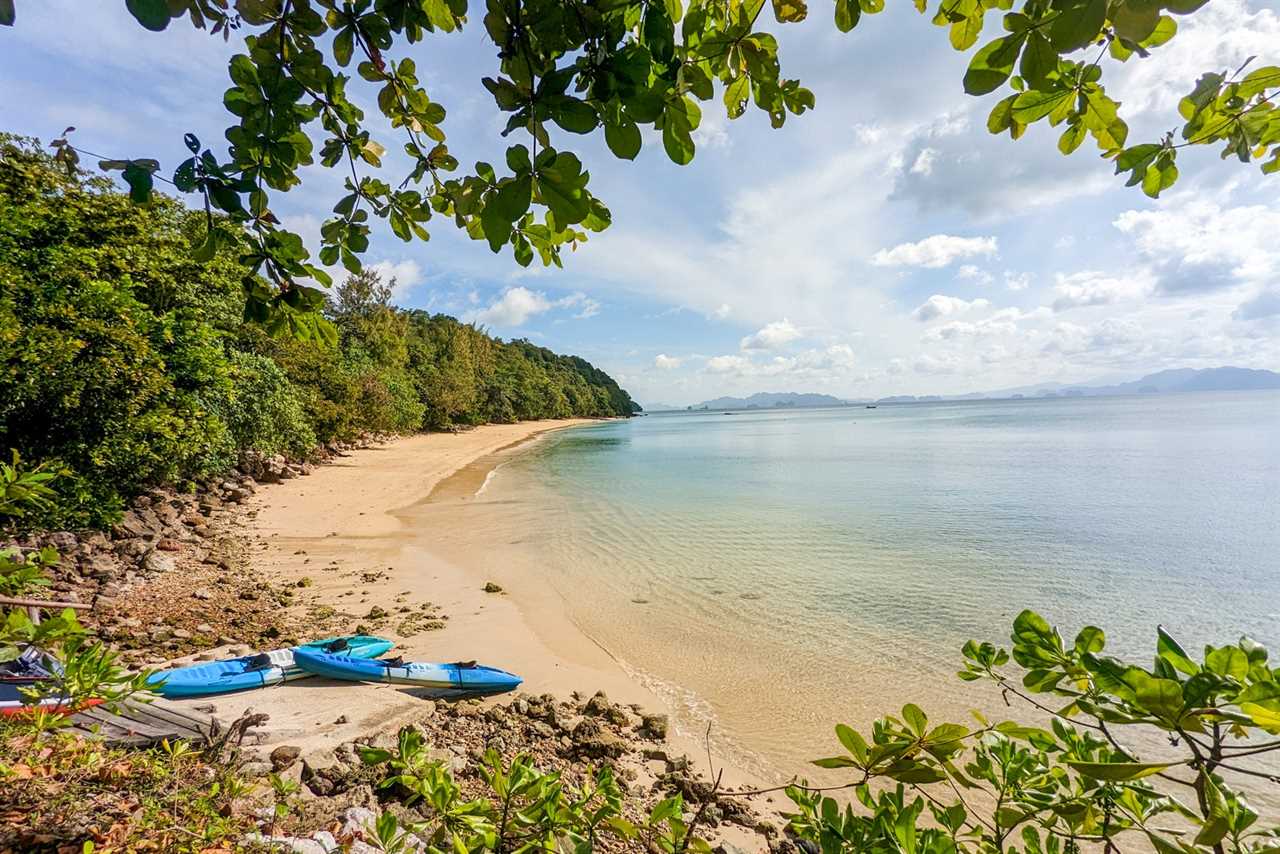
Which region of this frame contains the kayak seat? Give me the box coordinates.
[244,653,274,671]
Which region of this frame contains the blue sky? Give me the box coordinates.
[3,0,1279,407]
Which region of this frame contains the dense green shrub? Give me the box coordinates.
[0,136,237,526]
[216,351,316,460]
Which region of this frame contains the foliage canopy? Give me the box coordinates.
[3,0,1276,334]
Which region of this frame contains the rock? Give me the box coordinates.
[243,833,334,854]
[482,581,504,593]
[142,550,177,574]
[48,531,78,552]
[702,803,724,826]
[340,806,379,838]
[529,721,555,739]
[155,538,182,552]
[575,729,628,759]
[715,844,748,854]
[365,606,388,620]
[334,714,349,725]
[241,760,273,778]
[170,628,192,640]
[112,511,153,540]
[641,713,670,740]
[642,748,670,763]
[192,588,214,600]
[271,744,302,771]
[583,691,612,716]
[84,555,121,579]
[195,623,214,635]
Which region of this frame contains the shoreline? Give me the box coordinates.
[183,418,762,794]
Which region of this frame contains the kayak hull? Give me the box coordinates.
[293,649,522,698]
[147,636,393,698]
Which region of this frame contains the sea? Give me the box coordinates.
[432,392,1280,781]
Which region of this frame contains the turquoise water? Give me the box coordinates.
[488,392,1280,774]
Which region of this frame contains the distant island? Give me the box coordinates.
[681,392,846,411]
[649,366,1280,411]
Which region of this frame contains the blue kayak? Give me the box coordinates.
[147,636,393,698]
[293,648,522,698]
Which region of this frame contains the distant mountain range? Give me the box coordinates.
[686,392,845,411]
[650,367,1280,411]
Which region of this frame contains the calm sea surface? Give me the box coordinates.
[464,393,1280,777]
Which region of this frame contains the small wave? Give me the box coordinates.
[614,657,780,783]
[475,465,503,496]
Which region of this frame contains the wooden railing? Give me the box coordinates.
[0,595,92,624]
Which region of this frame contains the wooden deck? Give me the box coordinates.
[67,696,219,747]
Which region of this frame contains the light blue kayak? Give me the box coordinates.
[293,648,522,698]
[147,636,394,698]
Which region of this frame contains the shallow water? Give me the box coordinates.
[427,392,1280,782]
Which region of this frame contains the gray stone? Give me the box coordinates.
[142,550,177,574]
[271,744,302,771]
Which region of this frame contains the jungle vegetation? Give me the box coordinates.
[0,135,634,530]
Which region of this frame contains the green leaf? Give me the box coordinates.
[1067,760,1174,781]
[834,0,861,32]
[603,118,642,160]
[950,13,984,51]
[902,703,928,735]
[126,0,171,31]
[1239,66,1280,100]
[1195,817,1230,848]
[1112,0,1161,43]
[122,161,155,203]
[835,723,868,763]
[1012,89,1072,123]
[1156,626,1199,676]
[489,175,533,224]
[661,96,700,166]
[964,34,1027,96]
[0,0,14,26]
[1019,32,1057,87]
[1047,0,1105,52]
[1242,702,1280,734]
[771,0,807,22]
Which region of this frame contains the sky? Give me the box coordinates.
[3,1,1279,407]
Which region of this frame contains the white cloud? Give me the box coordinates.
[740,319,803,351]
[472,287,552,326]
[471,288,603,326]
[910,148,937,176]
[872,235,998,268]
[1051,271,1153,312]
[368,259,423,298]
[911,295,991,323]
[1003,271,1032,292]
[957,265,993,285]
[654,354,683,369]
[1234,289,1280,322]
[706,355,752,373]
[1113,199,1280,292]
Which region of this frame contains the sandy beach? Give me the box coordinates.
[175,418,755,790]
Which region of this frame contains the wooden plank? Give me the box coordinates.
[0,596,92,610]
[119,704,210,739]
[68,720,153,746]
[123,698,216,734]
[134,696,217,727]
[75,706,179,740]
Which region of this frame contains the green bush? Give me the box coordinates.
[216,351,316,460]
